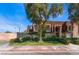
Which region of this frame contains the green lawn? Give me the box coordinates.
[10,41,64,46]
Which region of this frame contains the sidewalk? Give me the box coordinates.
[0,44,79,55]
[10,44,79,51]
[10,46,70,51]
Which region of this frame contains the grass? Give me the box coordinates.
[10,41,64,46]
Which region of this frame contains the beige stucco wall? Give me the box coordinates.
[0,33,17,41]
[72,23,78,38]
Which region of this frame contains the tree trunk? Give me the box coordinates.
[37,22,46,42]
[37,24,43,42]
[71,21,73,38]
[39,28,43,42]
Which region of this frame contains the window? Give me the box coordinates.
[46,25,51,32]
[67,25,72,32]
[34,25,37,32]
[52,26,54,32]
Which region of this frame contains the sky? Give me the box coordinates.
[49,3,68,21]
[0,3,68,32]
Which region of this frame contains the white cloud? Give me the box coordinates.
[0,14,27,32]
[0,25,18,32]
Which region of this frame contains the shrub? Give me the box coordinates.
[58,38,70,45]
[71,38,79,45]
[43,36,70,45]
[31,37,39,42]
[9,38,22,45]
[21,37,31,42]
[9,39,15,45]
[21,36,39,42]
[43,36,59,42]
[16,36,39,42]
[9,37,32,44]
[14,38,22,43]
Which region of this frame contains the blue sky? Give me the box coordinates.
[0,3,68,32]
[49,3,68,21]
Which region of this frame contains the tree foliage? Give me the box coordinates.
[24,3,62,42]
[68,3,79,24]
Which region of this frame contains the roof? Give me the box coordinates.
[32,20,71,25]
[45,21,71,26]
[47,21,65,23]
[46,21,65,25]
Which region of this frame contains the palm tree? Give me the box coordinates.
[68,3,79,37]
[24,3,62,42]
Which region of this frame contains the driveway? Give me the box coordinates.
[0,41,13,51]
[0,41,8,46]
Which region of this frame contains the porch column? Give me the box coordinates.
[54,26,56,36]
[52,26,54,35]
[59,26,62,37]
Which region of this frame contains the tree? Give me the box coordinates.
[68,3,79,37]
[68,4,79,23]
[62,22,67,38]
[24,3,62,42]
[5,31,12,33]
